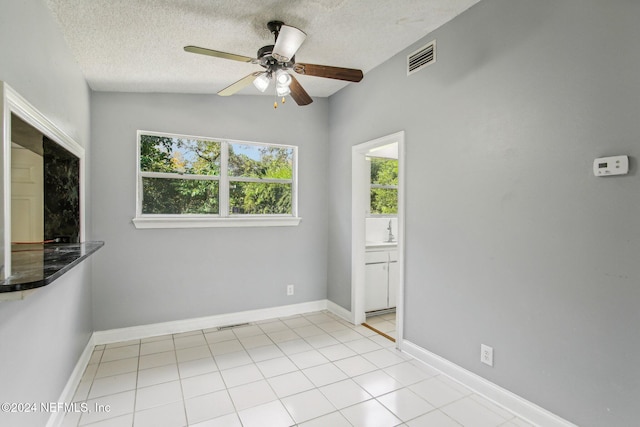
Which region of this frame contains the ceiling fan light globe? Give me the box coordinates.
[253,73,270,92]
[276,84,291,97]
[273,25,306,63]
[275,69,292,86]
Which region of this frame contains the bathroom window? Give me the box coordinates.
[134,131,299,228]
[369,157,398,215]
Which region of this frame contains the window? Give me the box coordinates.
[369,157,398,215]
[227,143,294,215]
[134,131,299,228]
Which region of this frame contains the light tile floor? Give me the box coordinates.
[62,311,534,427]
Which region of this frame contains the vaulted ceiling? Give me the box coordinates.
[45,0,481,97]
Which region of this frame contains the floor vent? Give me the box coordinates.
[407,40,436,75]
[217,322,251,331]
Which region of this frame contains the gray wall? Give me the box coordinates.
[0,0,92,426]
[90,92,329,330]
[328,0,640,426]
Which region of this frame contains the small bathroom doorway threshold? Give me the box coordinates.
[361,322,395,342]
[362,308,397,342]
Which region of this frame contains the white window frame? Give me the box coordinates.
[133,130,300,229]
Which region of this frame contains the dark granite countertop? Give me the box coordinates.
[0,241,104,293]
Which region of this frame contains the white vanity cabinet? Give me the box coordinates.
[365,247,398,312]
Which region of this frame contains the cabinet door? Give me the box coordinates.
[388,261,399,309]
[365,263,388,312]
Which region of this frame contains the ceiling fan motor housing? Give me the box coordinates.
[257,45,274,60]
[257,45,295,73]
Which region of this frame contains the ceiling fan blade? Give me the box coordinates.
[218,72,263,96]
[293,63,363,82]
[289,75,313,106]
[184,45,257,63]
[272,25,307,62]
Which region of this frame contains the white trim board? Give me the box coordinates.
[46,334,96,427]
[326,299,354,324]
[401,339,578,427]
[132,216,301,229]
[94,300,328,345]
[1,81,87,279]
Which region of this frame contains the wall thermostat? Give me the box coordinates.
[593,155,629,176]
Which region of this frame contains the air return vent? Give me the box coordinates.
[407,40,436,75]
[217,322,250,331]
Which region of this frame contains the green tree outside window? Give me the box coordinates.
[139,134,295,216]
[370,157,398,215]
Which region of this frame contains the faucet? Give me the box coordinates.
[386,219,395,242]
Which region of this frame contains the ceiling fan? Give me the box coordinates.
[184,21,364,107]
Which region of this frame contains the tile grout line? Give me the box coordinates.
[172,332,189,427]
[133,340,141,425]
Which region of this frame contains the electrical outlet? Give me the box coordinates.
[287,285,294,296]
[480,344,494,367]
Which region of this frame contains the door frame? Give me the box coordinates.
[351,131,405,348]
[0,82,86,278]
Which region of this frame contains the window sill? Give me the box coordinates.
[132,216,302,229]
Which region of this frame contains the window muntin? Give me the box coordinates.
[137,132,297,220]
[369,157,398,215]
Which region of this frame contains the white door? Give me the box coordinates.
[11,146,44,243]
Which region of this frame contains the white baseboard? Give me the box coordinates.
[401,340,577,427]
[326,300,354,323]
[93,300,328,345]
[46,334,96,427]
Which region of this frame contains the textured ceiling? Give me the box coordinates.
[44,0,481,97]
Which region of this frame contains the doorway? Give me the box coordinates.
[351,131,405,348]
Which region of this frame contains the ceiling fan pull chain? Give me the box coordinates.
[273,87,286,108]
